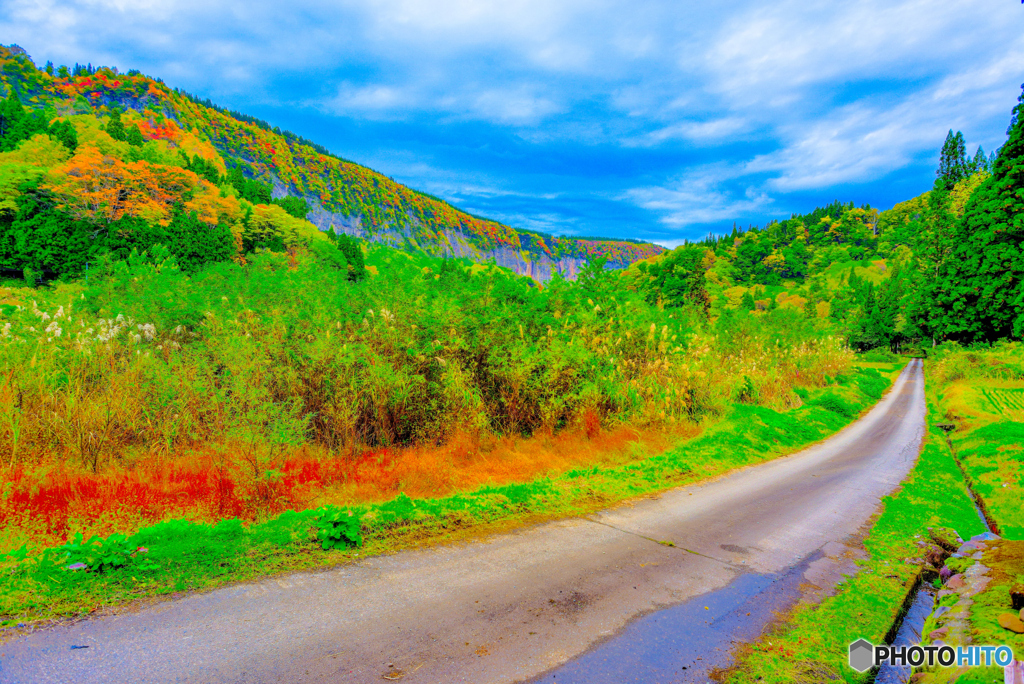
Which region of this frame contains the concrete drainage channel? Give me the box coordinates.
[871,426,1018,684]
[874,578,937,684]
[870,529,1017,684]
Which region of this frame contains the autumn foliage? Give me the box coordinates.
[0,44,662,268]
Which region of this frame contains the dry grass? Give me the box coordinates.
[0,422,696,553]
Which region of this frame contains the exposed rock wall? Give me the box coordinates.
[302,198,624,282]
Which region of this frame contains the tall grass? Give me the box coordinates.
[0,362,894,626]
[0,244,853,542]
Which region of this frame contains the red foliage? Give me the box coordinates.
[137,118,180,141]
[0,450,396,542]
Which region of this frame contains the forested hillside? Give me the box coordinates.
[1,40,1021,352]
[0,44,662,282]
[626,100,1023,349]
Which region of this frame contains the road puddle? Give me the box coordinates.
[527,550,831,683]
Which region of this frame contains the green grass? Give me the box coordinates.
[720,407,986,684]
[951,421,1024,539]
[980,388,1024,414]
[0,364,900,628]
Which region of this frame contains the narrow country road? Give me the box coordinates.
[2,360,927,684]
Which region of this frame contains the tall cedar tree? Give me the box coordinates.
[936,130,968,190]
[939,86,1024,341]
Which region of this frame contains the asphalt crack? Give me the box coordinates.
[582,517,746,571]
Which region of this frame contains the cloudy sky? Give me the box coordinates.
[3,0,1023,245]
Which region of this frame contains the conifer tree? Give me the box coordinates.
[938,86,1024,340]
[106,107,126,141]
[50,119,78,153]
[936,130,968,189]
[970,146,988,174]
[125,124,144,147]
[0,91,24,141]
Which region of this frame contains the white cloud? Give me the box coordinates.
[701,0,996,105]
[3,0,1024,240]
[327,83,417,115]
[632,117,748,146]
[470,87,562,124]
[746,39,1024,191]
[625,163,773,227]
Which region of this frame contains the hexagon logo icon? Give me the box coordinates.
[848,638,875,672]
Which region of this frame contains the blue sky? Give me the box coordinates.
[3,0,1023,246]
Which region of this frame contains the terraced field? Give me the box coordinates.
[981,387,1024,420]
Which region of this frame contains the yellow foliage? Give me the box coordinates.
[173,125,228,175]
[70,115,131,158]
[0,162,46,218]
[877,192,928,240]
[762,252,786,273]
[0,134,70,167]
[949,172,989,218]
[721,286,747,307]
[781,294,807,310]
[816,301,830,319]
[184,184,242,227]
[244,203,323,249]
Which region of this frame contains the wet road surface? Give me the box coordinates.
[1,360,926,683]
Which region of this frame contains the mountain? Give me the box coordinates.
[0,45,663,280]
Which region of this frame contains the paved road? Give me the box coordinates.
[2,360,926,684]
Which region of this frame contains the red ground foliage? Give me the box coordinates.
[0,449,398,543]
[1,424,690,548]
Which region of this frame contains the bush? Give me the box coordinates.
[316,507,363,549]
[811,392,856,417]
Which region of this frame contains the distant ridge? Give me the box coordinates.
[0,45,664,279]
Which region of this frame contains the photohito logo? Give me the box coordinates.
[848,640,1014,672]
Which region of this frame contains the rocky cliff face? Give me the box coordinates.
[301,196,629,281]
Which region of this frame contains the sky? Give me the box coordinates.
[2,0,1023,246]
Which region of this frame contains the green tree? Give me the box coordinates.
[0,91,24,141]
[936,130,968,190]
[0,190,101,278]
[635,245,710,313]
[803,297,817,319]
[0,92,50,152]
[164,208,235,273]
[332,232,366,282]
[106,107,126,141]
[228,165,272,203]
[274,196,309,219]
[936,86,1024,341]
[50,119,78,153]
[125,124,144,147]
[969,146,989,174]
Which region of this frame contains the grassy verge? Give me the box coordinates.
[918,343,1024,683]
[949,422,1024,539]
[0,362,899,629]
[928,342,1024,539]
[720,399,987,684]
